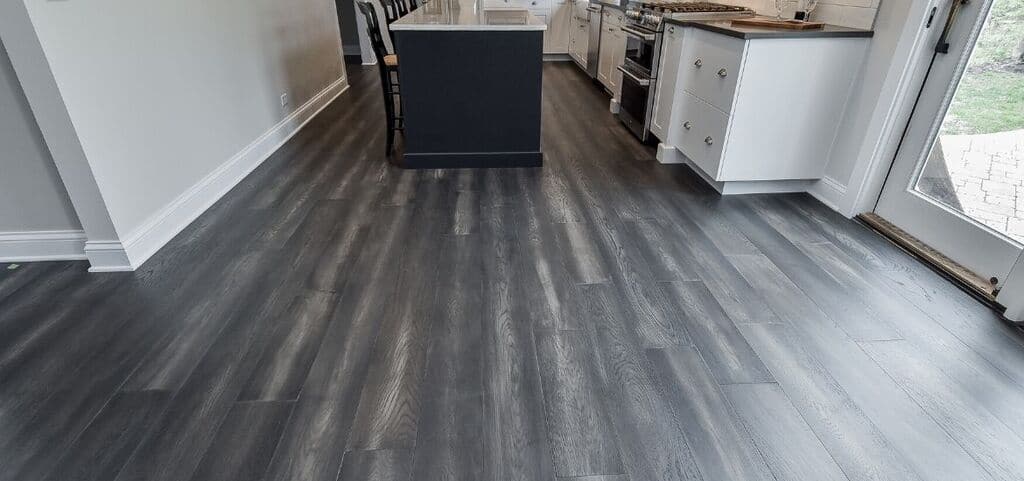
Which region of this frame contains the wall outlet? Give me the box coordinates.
[280,93,289,107]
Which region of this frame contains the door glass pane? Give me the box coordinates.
[914,0,1024,242]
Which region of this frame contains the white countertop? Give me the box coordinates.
[390,0,547,31]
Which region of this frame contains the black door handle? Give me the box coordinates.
[936,0,969,54]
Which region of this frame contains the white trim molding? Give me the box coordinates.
[808,175,848,213]
[0,230,87,262]
[86,76,349,273]
[84,240,132,272]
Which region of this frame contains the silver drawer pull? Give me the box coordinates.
[694,58,703,68]
[683,121,692,130]
[717,68,728,78]
[705,136,714,145]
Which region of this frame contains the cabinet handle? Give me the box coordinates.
[668,26,675,33]
[694,58,703,68]
[717,68,728,78]
[705,136,714,146]
[683,121,692,130]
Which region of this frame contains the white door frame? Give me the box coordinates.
[875,0,1017,282]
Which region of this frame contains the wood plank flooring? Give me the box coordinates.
[2,61,1024,481]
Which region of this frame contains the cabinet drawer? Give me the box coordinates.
[675,91,730,179]
[678,29,745,114]
[505,0,551,8]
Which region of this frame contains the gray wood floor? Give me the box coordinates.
[3,61,1024,481]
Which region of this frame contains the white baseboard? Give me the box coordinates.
[808,175,849,216]
[84,240,132,272]
[656,144,684,164]
[0,230,87,262]
[543,53,573,62]
[89,76,350,273]
[609,98,620,114]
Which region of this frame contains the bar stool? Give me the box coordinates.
[357,1,403,157]
[381,0,404,23]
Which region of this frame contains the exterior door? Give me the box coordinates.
[875,0,1024,295]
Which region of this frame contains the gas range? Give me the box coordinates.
[624,1,755,31]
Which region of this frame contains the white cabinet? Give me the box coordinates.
[651,24,683,141]
[493,0,568,54]
[545,0,572,54]
[568,0,589,67]
[597,9,624,96]
[676,28,745,114]
[568,13,589,67]
[654,24,869,188]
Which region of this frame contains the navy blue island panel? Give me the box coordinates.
[390,1,546,169]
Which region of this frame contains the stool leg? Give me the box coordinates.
[383,92,395,156]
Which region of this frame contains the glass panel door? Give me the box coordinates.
[876,0,1024,292]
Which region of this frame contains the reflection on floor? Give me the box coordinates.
[2,62,1024,481]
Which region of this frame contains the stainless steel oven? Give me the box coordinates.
[621,23,660,78]
[617,17,661,142]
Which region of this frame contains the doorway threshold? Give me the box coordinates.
[858,212,998,304]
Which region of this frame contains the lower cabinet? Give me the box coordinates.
[653,24,869,184]
[597,9,624,98]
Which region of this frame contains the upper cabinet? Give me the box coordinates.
[654,24,870,189]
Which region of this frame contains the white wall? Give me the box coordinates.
[0,37,86,261]
[1,0,349,269]
[0,39,79,234]
[719,0,880,29]
[809,0,938,215]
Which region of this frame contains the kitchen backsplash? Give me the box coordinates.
[715,0,880,30]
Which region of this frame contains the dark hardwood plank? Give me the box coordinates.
[720,198,902,341]
[575,284,705,481]
[722,382,849,481]
[660,281,773,384]
[238,292,338,401]
[861,340,1024,481]
[262,206,413,481]
[411,235,485,481]
[43,391,171,481]
[120,250,276,392]
[188,401,293,481]
[337,449,412,481]
[345,182,448,451]
[738,322,923,481]
[112,265,294,481]
[554,221,612,285]
[535,329,624,477]
[728,253,997,481]
[479,206,557,481]
[647,345,774,481]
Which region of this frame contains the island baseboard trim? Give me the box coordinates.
[401,151,543,169]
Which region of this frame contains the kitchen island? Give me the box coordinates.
[390,0,546,169]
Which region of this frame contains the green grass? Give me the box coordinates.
[970,0,1024,67]
[942,0,1024,135]
[945,70,1024,135]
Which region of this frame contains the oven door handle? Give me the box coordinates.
[617,65,651,86]
[620,25,657,41]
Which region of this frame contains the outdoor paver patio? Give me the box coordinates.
[938,129,1024,242]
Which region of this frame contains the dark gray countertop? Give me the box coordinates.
[663,17,873,39]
